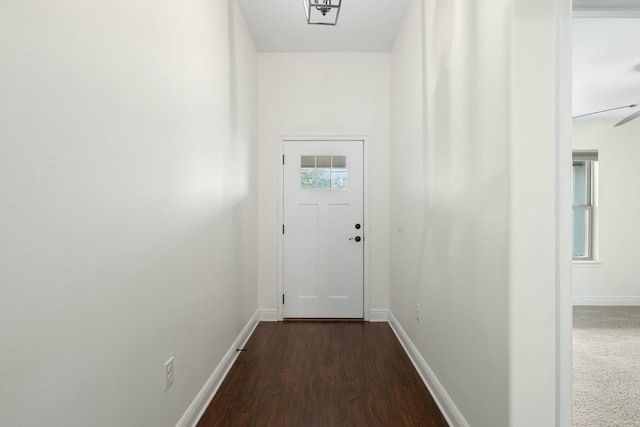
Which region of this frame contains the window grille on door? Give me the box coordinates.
[300,155,347,190]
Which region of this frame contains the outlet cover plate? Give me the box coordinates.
[165,357,174,391]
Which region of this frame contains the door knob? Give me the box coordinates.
[349,236,362,242]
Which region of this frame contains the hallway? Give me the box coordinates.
[198,322,447,426]
[1,0,566,425]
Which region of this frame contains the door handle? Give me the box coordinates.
[349,236,362,242]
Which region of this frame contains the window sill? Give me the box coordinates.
[572,260,602,268]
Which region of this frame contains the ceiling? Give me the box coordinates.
[572,1,640,122]
[237,0,411,52]
[573,15,640,122]
[237,1,640,123]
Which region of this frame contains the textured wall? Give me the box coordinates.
[0,1,258,425]
[573,121,640,303]
[257,53,391,318]
[389,0,561,425]
[390,1,509,424]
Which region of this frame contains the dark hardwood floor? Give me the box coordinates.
[197,321,448,427]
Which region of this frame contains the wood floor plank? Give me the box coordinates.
[197,322,448,427]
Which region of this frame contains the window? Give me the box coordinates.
[573,150,598,260]
[300,155,347,190]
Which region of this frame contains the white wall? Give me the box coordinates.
[257,53,390,318]
[573,121,640,304]
[0,1,258,426]
[389,0,561,426]
[509,2,562,425]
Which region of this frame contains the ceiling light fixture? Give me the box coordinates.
[303,0,342,26]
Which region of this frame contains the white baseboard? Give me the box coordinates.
[573,296,640,306]
[388,311,469,427]
[369,309,389,322]
[258,308,389,321]
[259,309,278,321]
[176,310,260,427]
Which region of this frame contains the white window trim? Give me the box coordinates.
[572,152,598,262]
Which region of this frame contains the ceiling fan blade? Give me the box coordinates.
[573,103,639,119]
[614,110,640,127]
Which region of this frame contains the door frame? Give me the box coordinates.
[556,5,640,425]
[557,0,573,424]
[277,135,371,321]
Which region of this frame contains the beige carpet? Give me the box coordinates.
[573,306,640,427]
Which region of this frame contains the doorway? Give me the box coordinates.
[281,139,365,319]
[569,8,640,426]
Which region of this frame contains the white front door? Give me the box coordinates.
[283,140,364,318]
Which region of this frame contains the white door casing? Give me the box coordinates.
[282,140,364,318]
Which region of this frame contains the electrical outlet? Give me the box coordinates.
[397,218,405,233]
[164,357,174,391]
[416,303,421,322]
